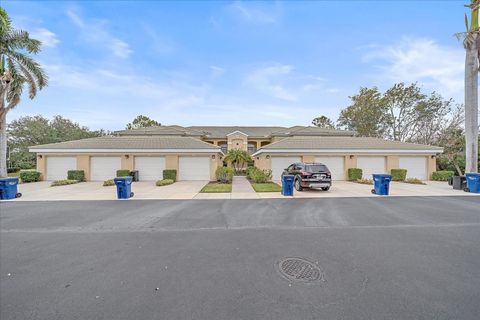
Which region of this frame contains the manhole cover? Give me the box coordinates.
[277,257,323,283]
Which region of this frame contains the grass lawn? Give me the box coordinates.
[251,182,282,192]
[200,182,232,193]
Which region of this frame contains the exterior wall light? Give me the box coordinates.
[211,155,216,159]
[431,155,436,159]
[38,155,43,159]
[256,157,260,160]
[349,155,354,159]
[124,155,129,159]
[266,155,270,159]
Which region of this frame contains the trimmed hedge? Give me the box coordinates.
[391,169,407,181]
[67,170,85,182]
[19,170,41,183]
[216,166,234,183]
[51,179,79,187]
[116,169,131,177]
[432,170,454,181]
[103,179,115,186]
[156,179,174,186]
[163,169,177,182]
[347,168,362,181]
[250,168,272,183]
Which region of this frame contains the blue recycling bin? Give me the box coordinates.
[0,177,21,200]
[465,173,480,193]
[281,175,294,196]
[114,176,134,199]
[371,174,392,195]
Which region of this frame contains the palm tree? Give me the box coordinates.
[459,1,480,173]
[0,8,47,177]
[224,149,252,172]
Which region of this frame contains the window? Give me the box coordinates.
[247,143,257,154]
[305,164,328,172]
[220,144,228,154]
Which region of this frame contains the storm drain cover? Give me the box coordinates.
[277,257,323,283]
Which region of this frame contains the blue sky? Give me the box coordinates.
[3,0,466,130]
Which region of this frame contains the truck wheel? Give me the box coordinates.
[294,179,303,191]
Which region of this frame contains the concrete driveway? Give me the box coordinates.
[5,179,478,201]
[14,180,208,201]
[1,197,479,320]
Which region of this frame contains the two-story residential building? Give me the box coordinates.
[29,125,443,181]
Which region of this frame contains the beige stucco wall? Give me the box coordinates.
[427,156,436,179]
[121,154,134,171]
[301,155,315,163]
[36,155,46,181]
[76,155,90,180]
[386,155,399,173]
[254,155,271,171]
[165,155,179,171]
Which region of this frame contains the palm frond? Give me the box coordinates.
[17,61,37,99]
[5,50,48,88]
[5,30,41,54]
[5,58,24,110]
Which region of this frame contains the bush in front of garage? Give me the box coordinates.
[19,170,41,183]
[216,166,234,183]
[250,168,272,183]
[51,179,79,187]
[67,170,85,182]
[163,169,177,182]
[347,168,362,181]
[390,169,407,181]
[116,170,131,177]
[156,179,174,186]
[432,170,454,181]
[103,179,115,186]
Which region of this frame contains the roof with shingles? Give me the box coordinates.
[30,136,221,150]
[255,136,443,151]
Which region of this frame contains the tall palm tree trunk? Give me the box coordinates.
[465,38,479,173]
[0,87,8,178]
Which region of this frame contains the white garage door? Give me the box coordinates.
[134,156,165,181]
[271,156,301,180]
[178,156,210,181]
[90,157,121,181]
[46,156,77,181]
[357,156,386,179]
[314,156,345,180]
[399,156,427,180]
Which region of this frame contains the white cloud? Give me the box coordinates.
[362,37,464,99]
[245,64,297,101]
[30,28,60,48]
[230,1,279,24]
[66,9,133,58]
[210,65,226,78]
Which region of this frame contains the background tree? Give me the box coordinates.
[337,87,387,137]
[457,0,479,173]
[126,115,161,130]
[0,8,47,177]
[8,115,104,169]
[312,115,335,129]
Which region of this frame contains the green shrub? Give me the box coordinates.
[163,169,177,181]
[103,179,115,186]
[432,170,454,181]
[246,166,256,179]
[116,169,131,177]
[7,167,20,174]
[391,169,407,181]
[156,179,174,186]
[347,168,362,181]
[250,168,272,183]
[19,170,41,183]
[67,170,85,182]
[51,179,79,187]
[404,178,426,185]
[215,166,234,183]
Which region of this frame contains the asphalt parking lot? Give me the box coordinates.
[1,197,480,320]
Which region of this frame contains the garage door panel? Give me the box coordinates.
[46,157,77,181]
[271,157,301,180]
[399,157,427,180]
[315,156,345,180]
[134,156,165,181]
[178,156,210,181]
[91,157,121,181]
[357,156,386,179]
